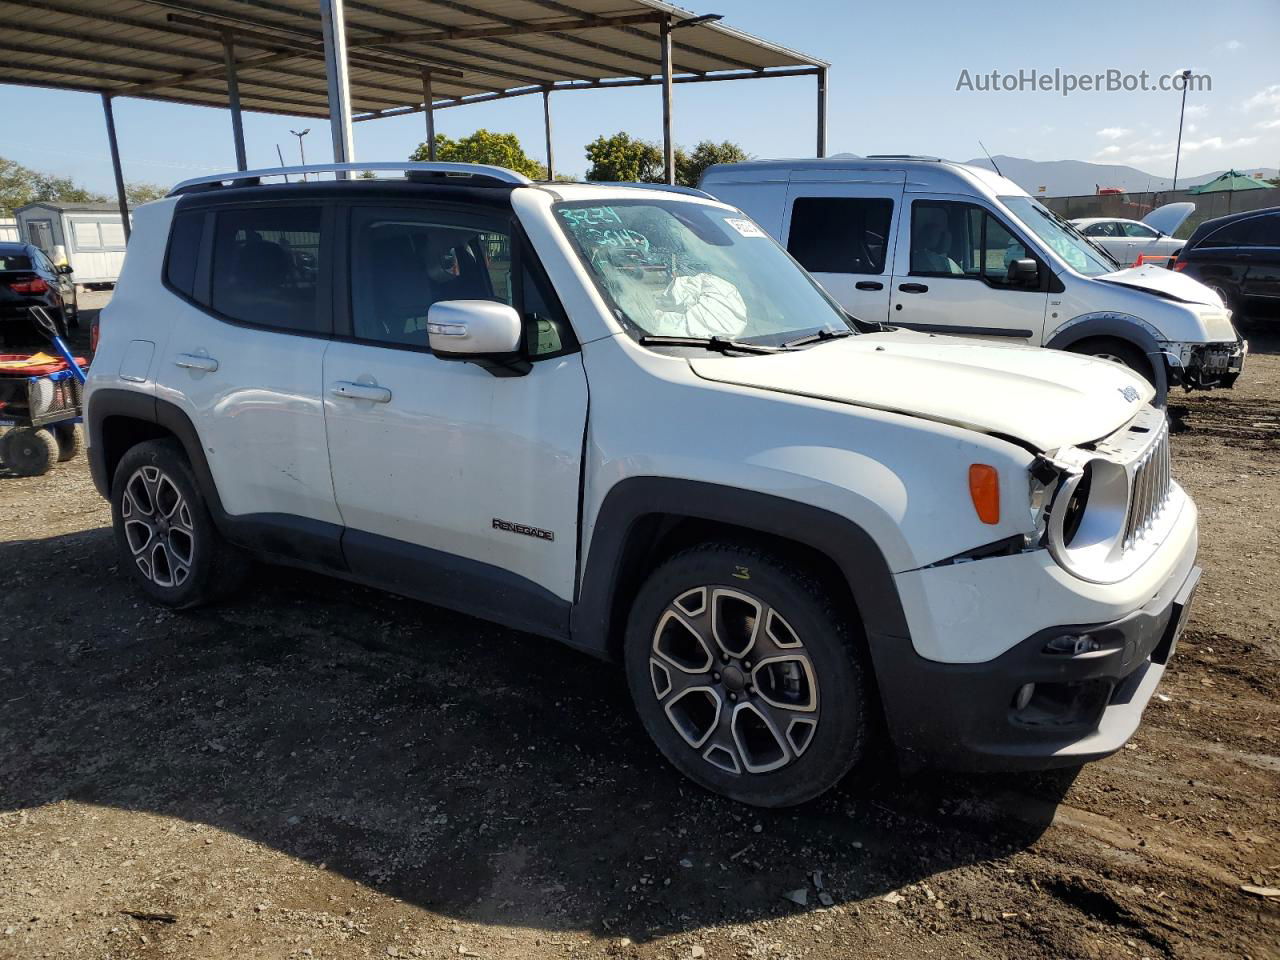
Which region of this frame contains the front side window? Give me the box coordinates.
[209,206,323,333]
[786,196,894,275]
[350,208,573,357]
[553,199,851,345]
[1000,196,1116,276]
[910,201,1029,285]
[1122,222,1158,239]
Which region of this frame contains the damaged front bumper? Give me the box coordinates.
[1166,337,1248,390]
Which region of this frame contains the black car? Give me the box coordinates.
[0,241,78,342]
[1172,206,1280,320]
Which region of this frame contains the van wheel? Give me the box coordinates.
[1069,337,1153,385]
[110,439,249,608]
[624,543,868,807]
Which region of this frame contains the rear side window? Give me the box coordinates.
[1248,213,1280,247]
[1201,218,1257,249]
[1122,223,1158,239]
[209,206,324,333]
[787,197,894,275]
[165,211,204,298]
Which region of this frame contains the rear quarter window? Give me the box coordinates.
[165,211,204,298]
[0,253,33,271]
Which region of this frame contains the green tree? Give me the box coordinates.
[584,132,665,183]
[1,156,105,215]
[410,129,546,180]
[125,182,167,205]
[676,140,750,188]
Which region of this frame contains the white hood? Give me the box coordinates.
[689,331,1154,452]
[1096,263,1224,308]
[1142,201,1195,237]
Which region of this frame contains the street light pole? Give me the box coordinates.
[1171,68,1192,194]
[290,128,310,182]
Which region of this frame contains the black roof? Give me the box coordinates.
[1186,204,1280,246]
[174,178,518,213]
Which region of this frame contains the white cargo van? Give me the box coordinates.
[699,157,1246,398]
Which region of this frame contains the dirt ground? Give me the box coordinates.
[1,292,1277,960]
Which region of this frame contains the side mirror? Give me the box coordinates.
[427,300,529,377]
[57,264,73,275]
[1007,258,1039,286]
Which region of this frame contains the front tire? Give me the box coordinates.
[1068,337,1153,386]
[110,439,248,608]
[624,543,869,807]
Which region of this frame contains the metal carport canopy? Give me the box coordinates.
[0,0,828,233]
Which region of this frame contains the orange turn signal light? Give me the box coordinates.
[968,464,1000,525]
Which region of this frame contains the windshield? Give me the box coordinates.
[553,199,853,347]
[1000,196,1117,277]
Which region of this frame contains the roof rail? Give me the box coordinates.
[168,161,532,196]
[864,154,945,162]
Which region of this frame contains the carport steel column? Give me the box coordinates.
[422,70,436,160]
[223,31,247,171]
[319,0,355,175]
[660,18,674,185]
[816,67,828,158]
[100,93,130,243]
[542,87,554,180]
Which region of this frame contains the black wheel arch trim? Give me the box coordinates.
[570,477,911,660]
[1044,314,1169,403]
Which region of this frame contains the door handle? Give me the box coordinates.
[855,281,884,291]
[174,353,219,373]
[898,283,929,294]
[331,381,392,403]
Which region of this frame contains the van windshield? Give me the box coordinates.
[1000,196,1117,277]
[553,199,853,347]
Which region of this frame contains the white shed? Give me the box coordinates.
[15,201,130,285]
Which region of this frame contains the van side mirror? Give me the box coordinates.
[427,300,530,377]
[1007,258,1039,286]
[56,263,73,275]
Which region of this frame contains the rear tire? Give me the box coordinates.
[624,542,869,807]
[1,427,57,477]
[1068,337,1153,386]
[53,423,81,462]
[110,438,249,608]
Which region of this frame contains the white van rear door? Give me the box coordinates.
[781,171,905,324]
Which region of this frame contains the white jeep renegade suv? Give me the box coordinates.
[85,162,1201,807]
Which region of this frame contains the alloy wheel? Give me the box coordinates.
[648,586,819,776]
[121,465,196,588]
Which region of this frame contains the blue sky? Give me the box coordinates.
[3,0,1278,193]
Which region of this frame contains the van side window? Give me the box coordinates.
[165,211,204,299]
[786,197,894,275]
[911,201,1029,285]
[209,206,324,333]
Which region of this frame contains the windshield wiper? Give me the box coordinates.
[780,328,855,349]
[638,335,783,355]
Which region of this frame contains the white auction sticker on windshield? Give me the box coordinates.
[723,217,766,238]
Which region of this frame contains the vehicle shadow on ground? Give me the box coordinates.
[0,527,1073,939]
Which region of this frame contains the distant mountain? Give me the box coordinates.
[961,155,1278,198]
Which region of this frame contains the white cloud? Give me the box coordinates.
[1095,145,1122,156]
[1096,127,1131,140]
[1243,84,1280,111]
[1185,123,1198,134]
[1184,104,1209,119]
[1214,39,1243,52]
[1181,135,1259,153]
[1256,118,1280,130]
